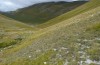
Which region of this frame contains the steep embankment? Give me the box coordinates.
[0,0,100,65]
[2,1,86,25]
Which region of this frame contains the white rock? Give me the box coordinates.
[24,53,26,55]
[85,59,93,64]
[36,50,41,52]
[80,55,85,58]
[43,62,47,64]
[3,48,6,50]
[95,38,100,40]
[86,46,90,49]
[61,47,67,50]
[78,51,85,54]
[56,54,62,57]
[66,51,69,54]
[83,39,88,42]
[94,61,100,64]
[77,39,81,41]
[53,48,57,51]
[64,60,68,65]
[91,14,94,17]
[79,61,83,65]
[29,56,32,58]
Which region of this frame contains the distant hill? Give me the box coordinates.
[1,1,87,25]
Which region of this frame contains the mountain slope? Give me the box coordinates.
[0,14,33,48]
[0,0,100,65]
[36,0,100,29]
[1,1,87,25]
[0,14,33,31]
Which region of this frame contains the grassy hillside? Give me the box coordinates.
[0,0,100,65]
[1,1,86,25]
[0,15,33,31]
[0,14,33,48]
[36,0,100,29]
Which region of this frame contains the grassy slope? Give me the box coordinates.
[2,1,86,25]
[0,15,33,48]
[36,0,100,29]
[0,14,33,30]
[0,0,100,65]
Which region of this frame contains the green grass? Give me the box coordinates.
[0,14,34,49]
[8,50,55,65]
[0,0,100,65]
[86,23,100,31]
[2,50,63,65]
[0,39,21,48]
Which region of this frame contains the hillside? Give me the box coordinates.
[0,14,33,31]
[1,1,87,25]
[0,14,33,48]
[0,0,100,65]
[36,0,100,29]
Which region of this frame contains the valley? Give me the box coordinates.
[0,0,100,65]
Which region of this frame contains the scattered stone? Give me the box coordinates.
[83,39,88,42]
[79,61,83,65]
[61,47,67,50]
[53,48,57,51]
[78,51,85,54]
[29,55,32,58]
[64,60,68,65]
[80,55,85,58]
[7,46,13,49]
[36,50,41,52]
[43,62,47,64]
[66,51,69,54]
[77,39,81,41]
[86,46,90,49]
[78,43,81,46]
[56,54,62,57]
[85,59,93,64]
[95,38,100,40]
[91,14,94,17]
[76,33,79,36]
[85,58,100,64]
[24,53,26,55]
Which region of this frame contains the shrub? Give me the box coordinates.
[87,48,100,61]
[0,41,17,48]
[0,37,22,48]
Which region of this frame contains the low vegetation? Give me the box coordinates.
[0,0,100,65]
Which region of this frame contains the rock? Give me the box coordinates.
[53,48,57,51]
[44,62,47,64]
[61,47,67,50]
[29,55,32,58]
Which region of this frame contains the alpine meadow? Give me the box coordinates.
[0,0,100,65]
